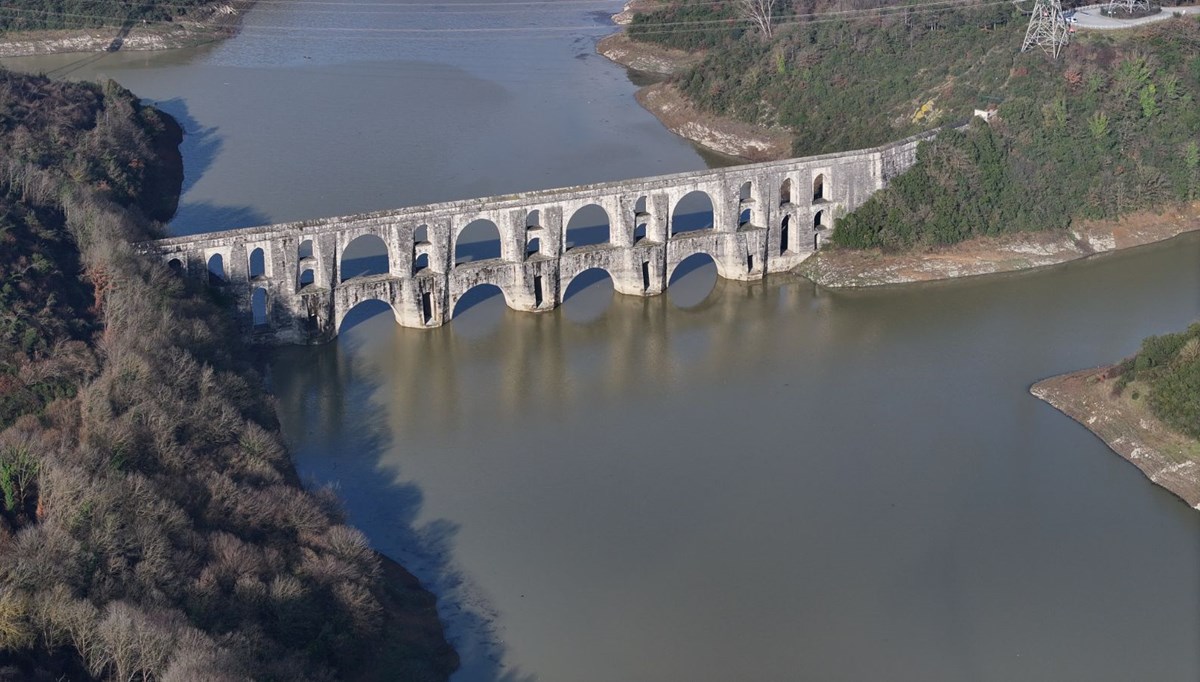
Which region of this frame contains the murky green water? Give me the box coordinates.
[7,3,1199,680]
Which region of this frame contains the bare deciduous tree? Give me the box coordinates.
[736,0,779,38]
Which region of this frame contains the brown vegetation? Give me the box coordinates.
[0,70,456,680]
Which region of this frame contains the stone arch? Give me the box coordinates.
[667,252,719,308]
[207,253,226,284]
[251,287,268,327]
[633,195,649,243]
[451,282,509,319]
[298,269,315,289]
[814,210,825,230]
[340,233,390,282]
[167,258,183,274]
[780,178,792,205]
[455,218,502,265]
[526,209,541,229]
[414,223,429,245]
[298,239,314,260]
[813,174,825,203]
[413,253,429,273]
[780,215,791,255]
[738,181,754,228]
[560,266,616,302]
[526,237,542,258]
[671,190,714,236]
[562,267,615,323]
[249,247,266,279]
[337,298,395,335]
[666,249,721,283]
[565,204,611,250]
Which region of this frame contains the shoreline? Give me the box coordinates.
[0,0,255,57]
[1032,367,1200,511]
[597,4,792,162]
[795,202,1200,289]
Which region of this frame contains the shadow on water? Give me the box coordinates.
[145,98,269,234]
[268,326,531,682]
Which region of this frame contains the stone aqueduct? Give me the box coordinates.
[143,131,937,344]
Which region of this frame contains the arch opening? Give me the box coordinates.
[780,179,792,205]
[452,283,507,338]
[298,269,315,289]
[526,237,542,258]
[562,268,614,324]
[167,258,183,274]
[667,252,718,308]
[671,191,714,236]
[565,204,611,250]
[456,219,502,265]
[414,224,429,245]
[813,174,825,203]
[338,299,394,336]
[780,216,791,255]
[341,234,390,282]
[413,253,429,274]
[207,253,226,284]
[249,247,266,279]
[298,239,314,260]
[739,181,753,202]
[252,288,268,327]
[814,210,825,230]
[526,209,541,230]
[633,196,650,243]
[738,208,752,229]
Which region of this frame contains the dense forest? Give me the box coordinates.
[0,70,455,680]
[1114,323,1200,439]
[628,0,1200,250]
[0,0,220,32]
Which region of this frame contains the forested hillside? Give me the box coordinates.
[0,0,221,32]
[0,70,455,681]
[629,1,1200,250]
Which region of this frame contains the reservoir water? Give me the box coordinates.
[6,2,1200,680]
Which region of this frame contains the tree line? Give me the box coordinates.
[0,0,218,32]
[628,1,1200,250]
[0,70,456,681]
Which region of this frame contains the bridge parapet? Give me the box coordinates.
[141,129,942,344]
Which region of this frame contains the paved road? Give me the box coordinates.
[1072,3,1200,30]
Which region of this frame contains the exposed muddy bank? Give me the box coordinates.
[598,3,792,162]
[0,0,253,57]
[1032,368,1200,511]
[797,203,1200,288]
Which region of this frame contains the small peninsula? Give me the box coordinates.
[1033,325,1200,511]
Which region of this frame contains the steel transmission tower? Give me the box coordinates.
[1105,0,1152,17]
[1020,0,1070,59]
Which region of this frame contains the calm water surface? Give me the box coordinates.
[7,3,1200,680]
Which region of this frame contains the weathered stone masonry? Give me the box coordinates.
[140,130,935,344]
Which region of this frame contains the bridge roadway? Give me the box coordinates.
[142,129,938,344]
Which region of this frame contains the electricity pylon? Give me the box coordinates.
[1105,0,1152,17]
[1020,0,1070,59]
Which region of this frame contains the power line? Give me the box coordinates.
[0,0,1015,36]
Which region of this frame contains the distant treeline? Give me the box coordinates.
[0,0,218,32]
[0,70,455,681]
[1115,323,1200,439]
[628,1,1200,250]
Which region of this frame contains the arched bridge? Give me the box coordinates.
[141,130,937,344]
